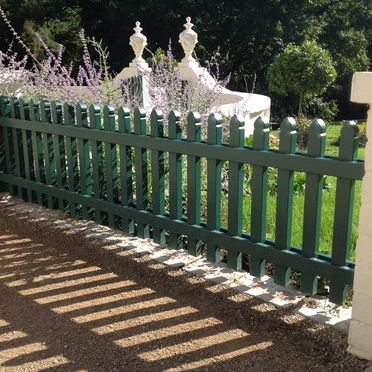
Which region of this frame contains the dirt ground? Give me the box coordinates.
[0,196,370,371]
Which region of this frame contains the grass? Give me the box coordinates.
[218,122,364,262]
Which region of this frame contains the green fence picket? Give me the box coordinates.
[134,107,149,238]
[63,102,78,216]
[330,121,359,304]
[250,117,270,277]
[187,112,202,256]
[118,106,134,234]
[103,105,118,228]
[89,104,104,224]
[168,110,183,249]
[227,115,245,269]
[301,119,326,294]
[77,102,91,219]
[29,98,44,205]
[10,98,21,196]
[274,117,297,286]
[0,97,13,193]
[151,108,165,244]
[206,113,223,262]
[19,99,33,202]
[51,101,66,212]
[40,100,56,208]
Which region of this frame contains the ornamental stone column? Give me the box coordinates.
[348,71,372,360]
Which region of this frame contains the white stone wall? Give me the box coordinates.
[348,72,372,360]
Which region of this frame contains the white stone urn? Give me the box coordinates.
[179,17,198,64]
[129,21,148,66]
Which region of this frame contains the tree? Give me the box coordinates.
[267,40,337,117]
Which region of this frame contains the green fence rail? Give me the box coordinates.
[0,96,365,304]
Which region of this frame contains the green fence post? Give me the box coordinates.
[40,100,55,208]
[89,104,104,224]
[10,97,22,196]
[151,108,166,244]
[168,110,183,249]
[206,113,223,262]
[250,117,270,277]
[63,102,78,216]
[19,98,33,201]
[330,121,359,304]
[227,115,245,269]
[301,119,326,295]
[0,96,12,193]
[77,102,91,219]
[187,112,202,256]
[118,106,134,234]
[134,107,149,238]
[274,117,297,287]
[103,105,118,228]
[51,101,66,212]
[29,98,43,205]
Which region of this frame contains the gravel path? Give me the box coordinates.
[0,195,370,371]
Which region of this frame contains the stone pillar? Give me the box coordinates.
[348,72,372,360]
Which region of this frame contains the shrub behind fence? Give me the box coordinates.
[0,96,365,304]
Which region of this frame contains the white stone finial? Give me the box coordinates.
[179,16,198,64]
[129,21,147,65]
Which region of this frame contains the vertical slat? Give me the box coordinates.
[301,119,326,295]
[63,102,78,216]
[250,117,270,277]
[206,113,223,262]
[151,108,165,244]
[227,115,245,269]
[168,110,183,249]
[89,104,104,224]
[40,100,55,208]
[76,102,91,219]
[103,105,118,228]
[0,97,12,193]
[187,112,202,256]
[118,106,134,234]
[0,96,7,174]
[29,98,43,205]
[51,101,66,212]
[330,121,359,304]
[10,97,22,196]
[134,107,149,238]
[274,117,297,286]
[20,98,33,202]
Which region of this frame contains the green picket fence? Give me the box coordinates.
[0,96,365,304]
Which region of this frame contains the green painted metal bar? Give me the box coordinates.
[330,121,359,304]
[250,117,270,277]
[187,112,202,256]
[103,105,118,228]
[63,102,78,216]
[274,117,297,287]
[19,99,33,202]
[206,113,223,262]
[51,101,66,212]
[76,102,91,219]
[118,106,134,234]
[301,119,326,295]
[40,100,55,208]
[168,110,183,249]
[227,115,245,269]
[150,108,165,244]
[29,99,43,205]
[0,117,364,180]
[88,104,103,224]
[134,107,149,238]
[0,171,355,294]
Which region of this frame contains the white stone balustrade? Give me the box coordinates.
[348,71,372,360]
